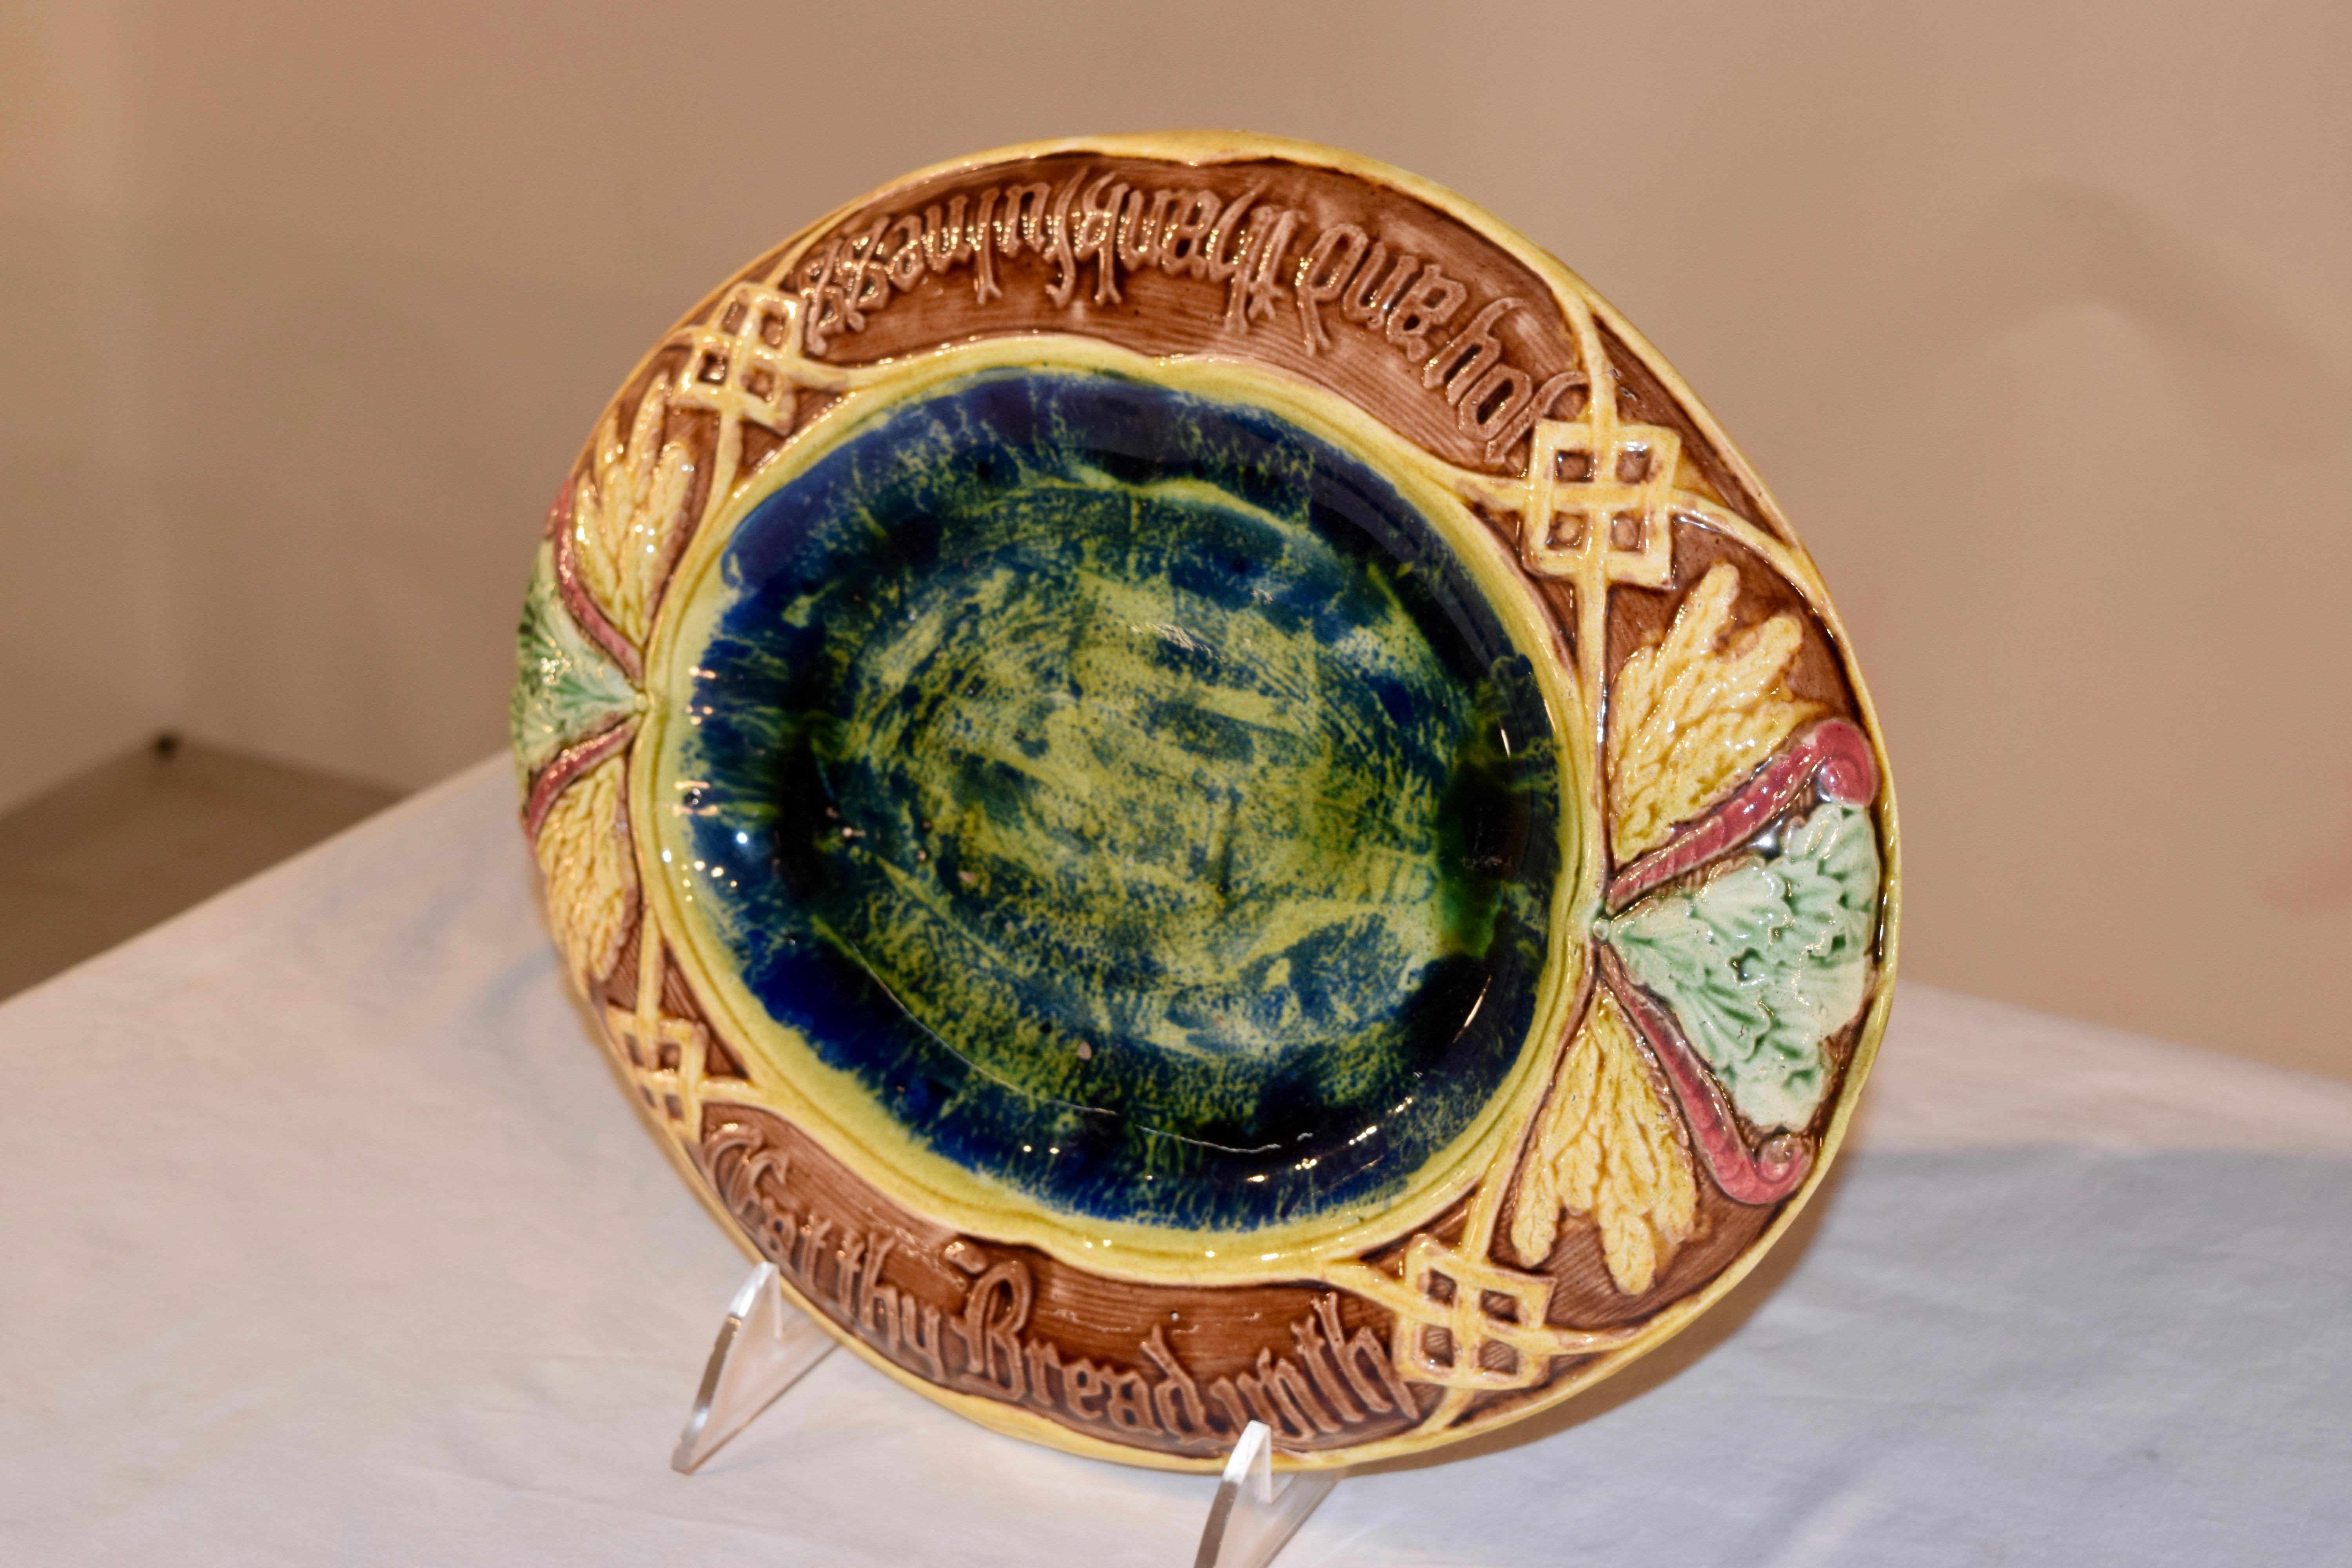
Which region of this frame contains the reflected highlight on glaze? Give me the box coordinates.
[665,368,1561,1232]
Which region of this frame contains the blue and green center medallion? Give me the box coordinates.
[649,358,1576,1259]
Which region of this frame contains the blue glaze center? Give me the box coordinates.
[670,368,1559,1232]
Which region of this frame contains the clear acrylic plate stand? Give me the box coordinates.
[673,1260,1341,1566]
[670,1261,838,1474]
[1192,1417,1341,1568]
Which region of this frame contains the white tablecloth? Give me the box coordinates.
[5,759,2348,1566]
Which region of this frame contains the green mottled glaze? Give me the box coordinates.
[1604,802,1880,1130]
[510,543,638,788]
[813,510,1494,1073]
[663,367,1561,1234]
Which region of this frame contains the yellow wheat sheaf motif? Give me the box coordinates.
[534,755,638,987]
[1608,561,1818,862]
[1511,987,1698,1295]
[569,376,697,646]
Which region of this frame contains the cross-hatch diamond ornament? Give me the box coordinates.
[1519,408,1682,589]
[603,928,720,1131]
[669,281,805,437]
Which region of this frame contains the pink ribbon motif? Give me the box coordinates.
[547,479,646,684]
[1599,719,1879,1206]
[1607,719,1877,913]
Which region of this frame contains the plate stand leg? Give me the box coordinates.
[671,1260,839,1474]
[1192,1420,1341,1568]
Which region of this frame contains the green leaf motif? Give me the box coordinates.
[1602,802,1879,1131]
[510,543,641,793]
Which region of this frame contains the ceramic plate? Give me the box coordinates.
[512,134,1899,1469]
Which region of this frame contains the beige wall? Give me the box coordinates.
[4,1,2346,1076]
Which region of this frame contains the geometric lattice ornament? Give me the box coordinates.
[1518,406,1681,588]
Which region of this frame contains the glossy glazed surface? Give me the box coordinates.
[514,133,1900,1470]
[663,367,1559,1233]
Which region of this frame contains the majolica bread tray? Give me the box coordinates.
[510,133,1899,1470]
